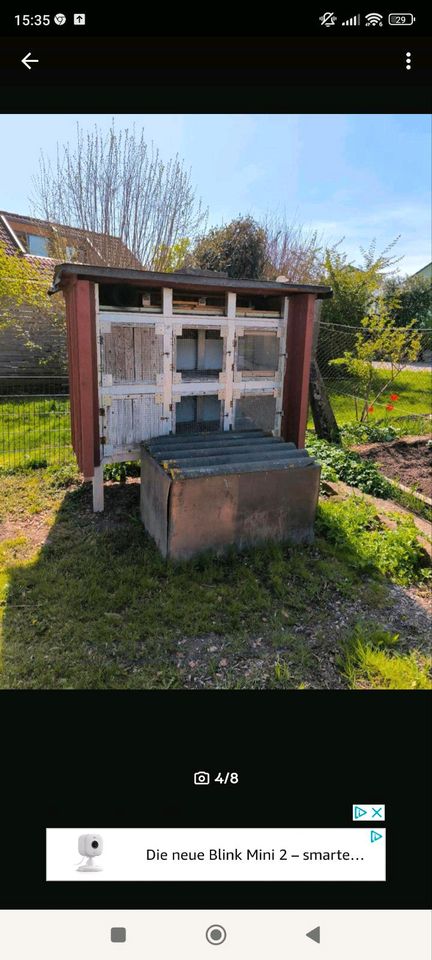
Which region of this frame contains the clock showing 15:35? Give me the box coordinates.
[15,14,52,25]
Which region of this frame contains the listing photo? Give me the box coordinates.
[0,114,430,690]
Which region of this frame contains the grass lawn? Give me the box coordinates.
[0,396,73,469]
[308,368,431,431]
[0,467,430,691]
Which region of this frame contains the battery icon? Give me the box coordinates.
[388,13,416,24]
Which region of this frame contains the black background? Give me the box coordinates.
[0,34,430,111]
[0,691,430,909]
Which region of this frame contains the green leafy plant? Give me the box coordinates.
[193,216,268,279]
[340,422,402,445]
[307,436,393,496]
[103,461,140,482]
[152,237,192,272]
[329,300,421,421]
[320,238,402,329]
[383,273,432,351]
[0,242,66,370]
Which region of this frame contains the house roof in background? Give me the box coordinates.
[0,210,141,271]
[411,262,432,279]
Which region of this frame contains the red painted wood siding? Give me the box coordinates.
[64,277,100,478]
[281,293,316,449]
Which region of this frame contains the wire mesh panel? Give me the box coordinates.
[237,333,279,376]
[315,321,432,427]
[175,394,222,434]
[234,395,277,432]
[0,377,72,469]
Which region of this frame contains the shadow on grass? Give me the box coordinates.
[1,480,430,690]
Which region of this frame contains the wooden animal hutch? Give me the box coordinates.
[51,265,331,554]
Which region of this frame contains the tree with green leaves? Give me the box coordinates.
[193,216,268,279]
[0,242,51,324]
[330,298,421,422]
[382,272,432,355]
[152,238,192,272]
[321,238,402,328]
[0,243,66,369]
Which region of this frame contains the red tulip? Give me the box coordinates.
[386,404,394,411]
[390,393,399,401]
[368,405,374,413]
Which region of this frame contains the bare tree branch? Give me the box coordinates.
[31,122,208,268]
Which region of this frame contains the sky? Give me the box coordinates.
[0,114,430,276]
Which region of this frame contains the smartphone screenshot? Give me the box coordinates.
[0,9,431,958]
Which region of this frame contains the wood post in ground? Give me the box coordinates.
[92,464,104,512]
[308,300,341,443]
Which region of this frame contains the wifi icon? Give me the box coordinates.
[365,12,383,25]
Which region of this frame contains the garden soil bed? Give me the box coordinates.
[352,435,432,499]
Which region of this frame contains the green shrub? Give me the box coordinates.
[340,422,402,445]
[103,461,140,482]
[307,436,393,496]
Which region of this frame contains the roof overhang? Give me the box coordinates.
[49,263,333,299]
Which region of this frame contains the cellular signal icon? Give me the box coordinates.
[342,13,361,24]
[365,12,383,25]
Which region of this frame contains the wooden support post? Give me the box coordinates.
[64,277,100,479]
[92,464,104,512]
[224,291,236,430]
[281,293,316,449]
[162,287,173,432]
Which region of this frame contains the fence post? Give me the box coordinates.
[309,301,341,443]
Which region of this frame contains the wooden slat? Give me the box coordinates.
[103,324,163,383]
[124,325,134,381]
[133,326,144,382]
[112,324,124,381]
[103,331,113,377]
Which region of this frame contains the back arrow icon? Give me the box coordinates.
[22,52,39,70]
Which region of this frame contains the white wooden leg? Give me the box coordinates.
[92,464,104,512]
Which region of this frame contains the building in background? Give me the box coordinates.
[0,211,140,376]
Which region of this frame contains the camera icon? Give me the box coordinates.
[194,770,210,786]
[77,833,104,872]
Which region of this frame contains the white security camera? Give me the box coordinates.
[77,834,104,872]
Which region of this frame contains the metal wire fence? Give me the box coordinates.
[315,320,432,427]
[0,377,72,470]
[0,323,431,470]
